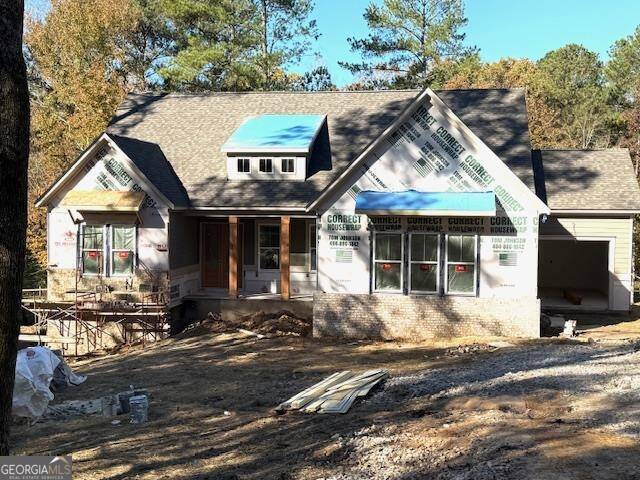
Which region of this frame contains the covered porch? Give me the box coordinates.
[169,212,317,302]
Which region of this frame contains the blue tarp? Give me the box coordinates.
[222,114,325,152]
[355,190,496,216]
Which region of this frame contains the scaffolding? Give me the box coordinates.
[20,225,170,355]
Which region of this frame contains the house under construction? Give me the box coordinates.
[27,87,640,353]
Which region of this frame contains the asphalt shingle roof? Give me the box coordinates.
[105,88,535,209]
[436,89,534,191]
[532,149,640,211]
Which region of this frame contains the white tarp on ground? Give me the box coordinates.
[12,347,87,418]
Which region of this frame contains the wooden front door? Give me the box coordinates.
[202,223,229,288]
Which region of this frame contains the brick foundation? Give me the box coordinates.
[313,292,540,340]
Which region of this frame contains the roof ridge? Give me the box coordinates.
[539,147,628,152]
[127,89,422,96]
[436,87,525,92]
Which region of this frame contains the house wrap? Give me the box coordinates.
[36,88,640,340]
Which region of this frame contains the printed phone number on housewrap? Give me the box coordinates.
[328,235,360,248]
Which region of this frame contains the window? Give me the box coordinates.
[445,234,477,295]
[281,158,295,173]
[373,233,403,292]
[259,224,280,269]
[82,225,104,275]
[237,158,250,173]
[111,225,136,276]
[309,223,317,271]
[81,224,135,277]
[259,158,273,173]
[409,233,439,293]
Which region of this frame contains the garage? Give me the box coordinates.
[538,238,610,310]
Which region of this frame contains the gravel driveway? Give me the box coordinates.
[321,340,640,480]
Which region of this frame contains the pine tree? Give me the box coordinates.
[340,0,476,88]
[254,0,318,90]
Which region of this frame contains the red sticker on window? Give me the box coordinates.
[419,264,431,271]
[118,251,130,258]
[88,251,98,259]
[382,263,392,271]
[455,265,467,273]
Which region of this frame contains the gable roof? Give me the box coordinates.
[35,133,178,209]
[532,148,640,211]
[105,88,535,209]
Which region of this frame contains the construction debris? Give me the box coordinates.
[12,347,87,419]
[178,310,312,339]
[237,328,265,339]
[276,370,387,414]
[562,319,578,338]
[129,394,149,424]
[44,387,150,421]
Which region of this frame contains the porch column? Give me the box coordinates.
[280,216,290,300]
[229,216,238,299]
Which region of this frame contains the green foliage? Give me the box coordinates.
[291,66,336,91]
[537,44,612,148]
[255,0,318,90]
[607,26,640,105]
[158,0,261,90]
[340,0,476,88]
[120,0,175,90]
[157,0,318,91]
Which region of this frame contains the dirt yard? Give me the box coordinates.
[11,312,640,480]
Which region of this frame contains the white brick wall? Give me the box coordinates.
[313,292,540,339]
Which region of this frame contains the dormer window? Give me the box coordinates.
[237,158,250,173]
[281,158,295,174]
[222,114,326,181]
[259,158,273,173]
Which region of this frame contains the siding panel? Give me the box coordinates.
[540,216,632,274]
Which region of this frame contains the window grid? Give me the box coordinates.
[445,234,478,296]
[281,158,295,174]
[259,224,280,270]
[237,158,250,173]
[373,232,403,293]
[259,158,273,173]
[81,224,136,277]
[408,233,440,294]
[81,225,104,276]
[110,225,136,277]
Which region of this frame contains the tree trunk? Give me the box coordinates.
[0,0,30,455]
[261,0,270,90]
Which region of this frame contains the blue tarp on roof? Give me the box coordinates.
[221,114,325,152]
[355,190,496,216]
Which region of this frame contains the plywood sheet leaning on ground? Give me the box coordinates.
[276,370,387,414]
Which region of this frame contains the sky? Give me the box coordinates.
[26,0,640,88]
[302,0,640,86]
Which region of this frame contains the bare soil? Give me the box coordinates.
[11,313,640,480]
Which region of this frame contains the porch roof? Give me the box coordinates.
[354,190,496,216]
[60,190,146,213]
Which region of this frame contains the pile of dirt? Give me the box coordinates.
[177,310,312,339]
[236,310,312,337]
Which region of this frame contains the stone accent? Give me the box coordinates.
[313,292,540,340]
[47,268,169,303]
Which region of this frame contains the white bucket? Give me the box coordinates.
[129,394,148,424]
